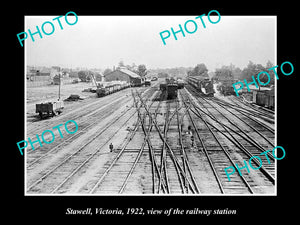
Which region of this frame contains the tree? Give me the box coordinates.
[78,70,89,82]
[240,61,274,89]
[103,68,112,76]
[188,63,208,76]
[137,64,147,77]
[266,60,275,85]
[193,63,208,76]
[118,60,125,68]
[214,66,234,81]
[241,61,257,81]
[126,63,137,72]
[232,67,242,80]
[94,72,102,81]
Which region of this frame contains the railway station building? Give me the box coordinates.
[104,68,144,86]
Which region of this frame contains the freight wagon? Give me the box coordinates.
[177,79,185,89]
[216,79,237,96]
[160,77,178,99]
[253,89,274,110]
[145,79,151,86]
[36,101,64,119]
[96,81,130,97]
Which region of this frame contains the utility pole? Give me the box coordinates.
[58,71,61,101]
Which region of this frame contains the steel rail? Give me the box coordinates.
[88,90,166,194]
[26,86,154,166]
[188,104,275,185]
[161,101,185,194]
[136,92,197,194]
[209,98,274,147]
[199,96,273,155]
[158,99,171,193]
[176,97,200,194]
[212,97,275,134]
[123,90,168,194]
[180,90,254,194]
[180,92,225,194]
[118,103,156,193]
[232,96,275,116]
[186,89,275,161]
[28,107,138,193]
[183,88,275,184]
[44,89,157,194]
[138,91,187,194]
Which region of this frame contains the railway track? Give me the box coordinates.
[86,89,196,194]
[26,86,158,194]
[137,91,199,194]
[26,88,133,135]
[180,87,275,194]
[86,90,164,194]
[86,89,199,194]
[26,86,155,165]
[26,81,276,195]
[186,87,275,179]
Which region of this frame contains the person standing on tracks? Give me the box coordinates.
[187,125,194,149]
[191,135,194,147]
[109,143,113,152]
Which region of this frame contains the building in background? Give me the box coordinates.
[104,68,144,86]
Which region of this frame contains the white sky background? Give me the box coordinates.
[25,15,276,71]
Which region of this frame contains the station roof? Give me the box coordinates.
[119,68,141,79]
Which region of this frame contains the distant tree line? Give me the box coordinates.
[149,67,193,78]
[185,60,275,87]
[187,63,208,77]
[78,70,102,82]
[77,61,148,82]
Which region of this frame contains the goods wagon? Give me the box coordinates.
[36,101,64,119]
[177,79,185,89]
[253,89,274,110]
[160,77,178,99]
[216,79,237,96]
[96,81,130,97]
[145,79,151,86]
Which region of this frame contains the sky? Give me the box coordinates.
[25,15,276,71]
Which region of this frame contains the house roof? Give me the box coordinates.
[119,68,140,78]
[104,68,141,79]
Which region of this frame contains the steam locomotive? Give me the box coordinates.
[187,75,215,97]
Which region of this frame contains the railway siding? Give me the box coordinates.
[26,81,276,195]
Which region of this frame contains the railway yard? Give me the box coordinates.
[26,79,275,195]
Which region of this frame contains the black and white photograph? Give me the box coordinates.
[23,15,277,195]
[13,4,299,220]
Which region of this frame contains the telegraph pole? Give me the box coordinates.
[58,71,61,101]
